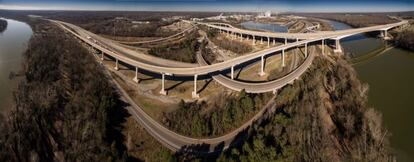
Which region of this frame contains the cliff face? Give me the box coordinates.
[216,55,393,162]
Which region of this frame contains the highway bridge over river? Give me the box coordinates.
[49,19,407,152]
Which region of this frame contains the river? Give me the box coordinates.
[328,19,414,162]
[241,21,288,33]
[241,19,414,161]
[0,18,32,114]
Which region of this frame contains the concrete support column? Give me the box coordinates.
[133,67,139,83]
[304,43,308,57]
[334,39,342,53]
[259,55,266,76]
[272,89,278,95]
[296,38,299,42]
[273,38,276,45]
[322,39,325,55]
[285,38,288,45]
[383,30,390,40]
[252,35,256,45]
[159,73,167,95]
[101,51,104,61]
[267,37,269,47]
[114,59,119,71]
[282,49,285,67]
[260,37,263,44]
[231,66,234,80]
[192,75,199,99]
[240,34,243,41]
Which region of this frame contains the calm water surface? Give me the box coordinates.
[0,18,32,114]
[241,21,288,33]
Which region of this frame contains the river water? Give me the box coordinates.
[328,20,414,162]
[0,18,32,114]
[241,20,414,161]
[241,21,288,33]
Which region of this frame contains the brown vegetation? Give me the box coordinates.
[147,32,199,63]
[0,19,127,161]
[215,55,394,161]
[304,13,398,27]
[45,11,217,37]
[207,29,253,54]
[200,40,217,63]
[163,91,273,137]
[392,24,414,51]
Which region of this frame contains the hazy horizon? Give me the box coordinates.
[0,0,413,13]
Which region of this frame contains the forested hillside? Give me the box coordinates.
[213,56,394,162]
[0,19,127,161]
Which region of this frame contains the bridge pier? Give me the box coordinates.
[304,43,308,57]
[114,59,119,71]
[259,55,266,76]
[273,38,276,45]
[192,75,199,99]
[267,37,270,47]
[321,39,325,55]
[282,49,285,67]
[160,73,167,95]
[101,51,104,61]
[272,89,278,95]
[240,33,243,41]
[382,30,391,40]
[334,39,342,53]
[231,66,234,80]
[285,38,287,45]
[133,67,139,83]
[260,37,263,44]
[252,35,256,45]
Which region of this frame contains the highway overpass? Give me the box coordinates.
[48,18,407,154]
[51,19,406,98]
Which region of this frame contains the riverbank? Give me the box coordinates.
[197,54,394,161]
[0,19,7,33]
[0,18,128,161]
[325,18,414,162]
[391,23,414,51]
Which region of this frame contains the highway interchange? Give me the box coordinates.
[49,18,407,153]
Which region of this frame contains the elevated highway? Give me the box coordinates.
[51,19,406,98]
[199,20,407,52]
[48,18,407,154]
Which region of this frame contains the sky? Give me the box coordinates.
[0,0,413,12]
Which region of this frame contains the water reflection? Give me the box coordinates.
[0,18,32,114]
[240,21,288,33]
[329,19,414,162]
